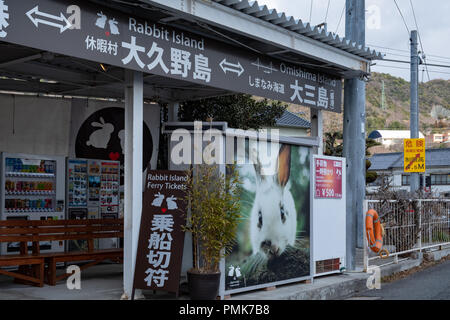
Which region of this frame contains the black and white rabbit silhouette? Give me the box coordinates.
[86,117,114,149]
[250,144,297,258]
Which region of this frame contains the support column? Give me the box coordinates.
[343,0,366,271]
[122,70,143,300]
[168,102,180,122]
[310,109,323,155]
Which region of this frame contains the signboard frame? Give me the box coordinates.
[0,0,343,112]
[132,169,188,298]
[311,155,346,277]
[403,138,426,173]
[220,137,314,298]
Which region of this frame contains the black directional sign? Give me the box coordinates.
[0,0,343,112]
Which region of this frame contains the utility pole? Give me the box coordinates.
[343,0,366,271]
[381,80,386,110]
[410,30,420,193]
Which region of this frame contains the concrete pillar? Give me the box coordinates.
[310,109,323,155]
[122,70,143,300]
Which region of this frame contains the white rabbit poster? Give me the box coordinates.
[225,143,311,291]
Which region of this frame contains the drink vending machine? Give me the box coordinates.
[0,153,66,255]
[66,158,120,250]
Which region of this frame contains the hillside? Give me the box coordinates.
[287,72,450,135]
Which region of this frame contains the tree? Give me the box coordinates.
[178,94,287,130]
[324,132,381,184]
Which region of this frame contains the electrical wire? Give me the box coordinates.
[324,0,331,25]
[409,0,431,81]
[374,64,450,76]
[335,2,345,34]
[393,0,411,36]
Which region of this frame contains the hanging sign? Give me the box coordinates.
[0,0,343,112]
[314,157,343,199]
[132,170,188,297]
[403,138,426,173]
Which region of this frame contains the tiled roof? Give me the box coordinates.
[213,0,383,60]
[275,110,311,129]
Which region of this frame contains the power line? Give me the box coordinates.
[393,0,411,36]
[378,58,450,69]
[335,2,345,34]
[368,43,450,61]
[324,0,331,24]
[409,0,431,81]
[374,64,450,76]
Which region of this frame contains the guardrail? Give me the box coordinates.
[364,199,450,269]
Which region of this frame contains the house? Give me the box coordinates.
[368,130,425,148]
[426,132,450,144]
[367,148,450,197]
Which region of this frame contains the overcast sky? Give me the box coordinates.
[257,0,450,82]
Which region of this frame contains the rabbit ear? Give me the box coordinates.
[277,144,291,187]
[91,122,102,127]
[99,117,105,124]
[249,142,263,184]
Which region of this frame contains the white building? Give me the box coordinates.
[367,148,450,197]
[368,130,425,148]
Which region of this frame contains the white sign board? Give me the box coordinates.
[312,155,346,276]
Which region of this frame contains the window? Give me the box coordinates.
[401,175,410,186]
[431,174,450,185]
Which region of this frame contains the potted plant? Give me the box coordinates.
[183,164,242,300]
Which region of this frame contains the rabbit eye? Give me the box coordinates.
[280,206,286,223]
[257,210,263,229]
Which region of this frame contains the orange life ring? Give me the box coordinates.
[366,209,383,254]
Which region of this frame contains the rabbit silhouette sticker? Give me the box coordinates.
[95,12,107,29]
[228,265,235,277]
[108,18,120,35]
[166,196,178,210]
[151,193,164,207]
[86,117,115,149]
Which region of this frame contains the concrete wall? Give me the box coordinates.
[0,94,71,156]
[262,126,308,138]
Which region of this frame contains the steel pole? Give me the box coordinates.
[343,0,366,271]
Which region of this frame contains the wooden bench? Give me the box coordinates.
[0,219,123,286]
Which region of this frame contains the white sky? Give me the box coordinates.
[257,0,450,82]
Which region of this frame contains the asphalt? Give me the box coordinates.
[0,263,369,300]
[357,258,450,300]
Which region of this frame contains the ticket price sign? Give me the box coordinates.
[132,170,188,298]
[314,157,343,199]
[404,138,426,173]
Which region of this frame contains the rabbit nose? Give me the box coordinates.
[260,240,280,256]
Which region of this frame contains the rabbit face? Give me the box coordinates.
[250,180,296,257]
[250,144,297,258]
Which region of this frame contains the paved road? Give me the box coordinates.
[357,259,450,300]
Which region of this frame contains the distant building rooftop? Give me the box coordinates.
[369,148,450,171]
[275,110,311,129]
[368,130,425,140]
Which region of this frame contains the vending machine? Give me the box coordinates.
[0,153,66,254]
[66,158,120,250]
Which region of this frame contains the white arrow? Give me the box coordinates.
[220,59,244,77]
[26,5,72,33]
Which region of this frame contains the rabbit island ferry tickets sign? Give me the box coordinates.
[314,157,343,199]
[1,0,342,112]
[133,170,188,297]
